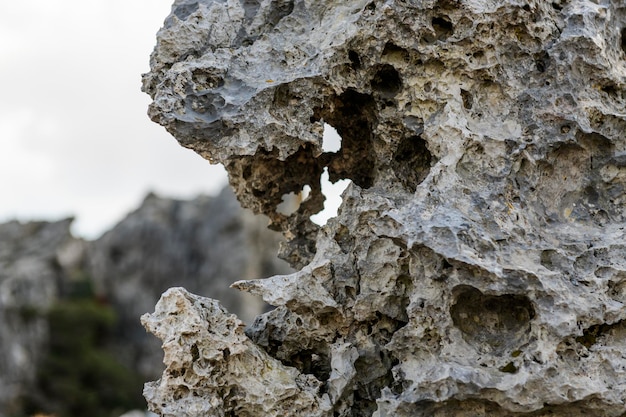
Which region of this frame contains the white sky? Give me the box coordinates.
[0,1,345,239]
[0,1,228,239]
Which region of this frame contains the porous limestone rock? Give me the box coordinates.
[141,287,329,417]
[143,0,626,416]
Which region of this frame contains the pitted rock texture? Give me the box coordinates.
[0,189,289,416]
[141,288,329,417]
[88,187,291,379]
[143,1,626,416]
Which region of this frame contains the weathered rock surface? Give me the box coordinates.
[143,0,626,416]
[88,187,291,379]
[142,287,329,417]
[0,188,289,416]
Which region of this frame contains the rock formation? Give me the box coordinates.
[0,219,76,416]
[142,0,626,416]
[88,187,290,379]
[0,188,289,416]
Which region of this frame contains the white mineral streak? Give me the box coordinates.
[143,0,626,416]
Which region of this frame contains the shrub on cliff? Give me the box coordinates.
[22,293,144,417]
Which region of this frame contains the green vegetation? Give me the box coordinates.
[22,276,145,417]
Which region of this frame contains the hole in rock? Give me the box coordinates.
[310,168,351,226]
[601,84,618,97]
[371,64,402,98]
[287,349,331,381]
[460,89,473,109]
[268,0,295,27]
[313,89,377,188]
[273,84,291,107]
[576,322,614,349]
[382,42,410,63]
[348,50,361,70]
[535,51,550,73]
[392,135,432,192]
[322,123,342,153]
[228,142,324,222]
[432,16,454,40]
[621,28,626,55]
[192,69,225,90]
[276,185,312,216]
[450,286,535,353]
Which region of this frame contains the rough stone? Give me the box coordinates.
[88,187,291,379]
[0,188,289,416]
[141,288,329,417]
[143,1,626,416]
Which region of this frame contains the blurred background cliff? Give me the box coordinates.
[0,2,344,415]
[0,2,266,415]
[0,187,292,417]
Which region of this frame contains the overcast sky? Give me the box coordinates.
[0,1,345,239]
[0,1,229,238]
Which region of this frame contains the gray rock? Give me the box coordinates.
[0,219,75,415]
[0,188,289,415]
[142,0,626,416]
[88,187,291,379]
[142,287,328,417]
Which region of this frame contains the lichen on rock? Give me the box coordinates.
[142,0,626,416]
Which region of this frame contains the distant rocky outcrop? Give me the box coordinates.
[0,219,76,416]
[88,187,291,379]
[0,187,290,416]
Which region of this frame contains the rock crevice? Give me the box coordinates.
[142,1,626,416]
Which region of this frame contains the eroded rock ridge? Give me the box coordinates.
[142,1,626,416]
